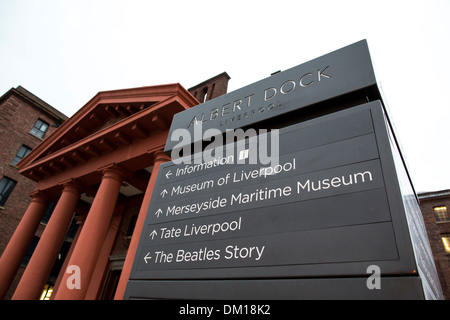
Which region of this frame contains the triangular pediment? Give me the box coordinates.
[37,101,157,159]
[18,83,198,181]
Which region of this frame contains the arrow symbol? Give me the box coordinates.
[144,252,152,264]
[155,209,163,218]
[165,170,172,179]
[149,230,158,239]
[160,189,168,198]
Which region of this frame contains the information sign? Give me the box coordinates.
[125,102,424,298]
[124,40,443,299]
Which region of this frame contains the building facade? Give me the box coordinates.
[0,74,229,300]
[419,189,450,299]
[0,86,68,299]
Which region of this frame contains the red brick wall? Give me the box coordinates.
[0,93,62,299]
[419,195,450,299]
[188,72,230,103]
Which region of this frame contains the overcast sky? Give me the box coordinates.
[1,0,449,193]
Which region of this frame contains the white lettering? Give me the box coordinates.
[224,245,265,261]
[166,196,227,216]
[264,87,277,101]
[176,247,221,263]
[183,217,242,237]
[171,179,214,196]
[179,304,214,317]
[280,80,296,94]
[297,170,374,193]
[231,186,291,205]
[299,72,314,87]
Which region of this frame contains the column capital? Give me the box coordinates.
[98,164,129,183]
[153,150,171,164]
[28,190,49,204]
[59,179,82,197]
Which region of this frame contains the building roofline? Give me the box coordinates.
[14,86,68,121]
[418,189,450,200]
[0,86,68,122]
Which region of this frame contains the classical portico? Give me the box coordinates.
[0,84,198,300]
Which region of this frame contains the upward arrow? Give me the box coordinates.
[149,230,158,240]
[160,189,168,198]
[155,209,163,218]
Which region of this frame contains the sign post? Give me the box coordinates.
[124,40,443,299]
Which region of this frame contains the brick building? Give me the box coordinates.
[188,72,230,103]
[419,189,450,299]
[0,86,68,299]
[0,74,229,300]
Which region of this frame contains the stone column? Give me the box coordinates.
[54,165,125,300]
[0,191,48,299]
[12,181,81,300]
[114,150,171,300]
[50,213,86,299]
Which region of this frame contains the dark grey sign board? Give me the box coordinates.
[124,101,443,299]
[124,40,443,299]
[164,39,379,154]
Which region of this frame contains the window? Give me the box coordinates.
[0,176,17,207]
[441,234,450,254]
[40,284,54,300]
[434,206,449,223]
[30,119,49,139]
[202,87,208,103]
[11,145,32,166]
